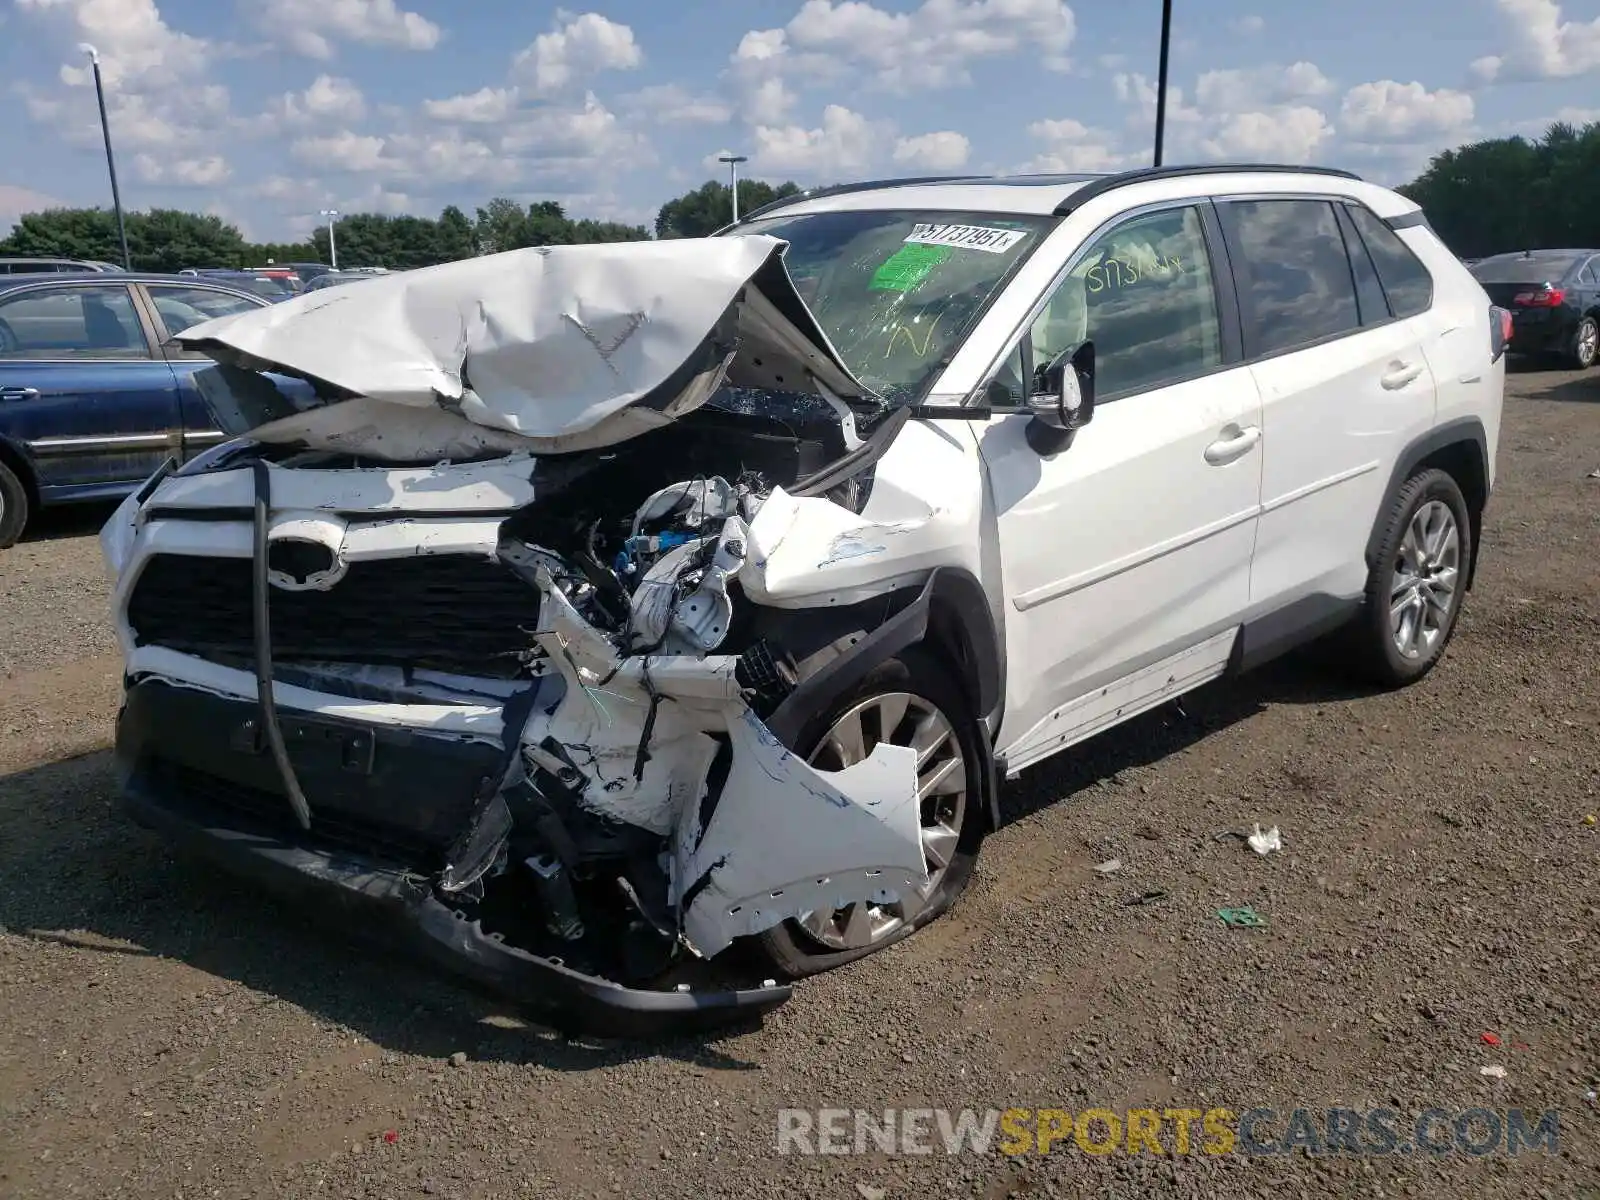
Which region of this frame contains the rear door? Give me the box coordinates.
[1217,197,1438,614]
[0,280,182,497]
[139,282,271,460]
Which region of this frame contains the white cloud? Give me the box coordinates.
[743,77,798,126]
[290,130,393,172]
[730,0,1075,100]
[618,84,731,126]
[1022,117,1132,172]
[1471,0,1600,83]
[1199,106,1333,162]
[500,92,639,157]
[892,130,971,170]
[16,0,208,89]
[298,74,367,121]
[252,0,441,60]
[0,183,64,233]
[288,128,520,186]
[423,86,520,124]
[133,152,232,187]
[1339,80,1474,142]
[1194,62,1334,113]
[1113,72,1201,125]
[249,74,367,132]
[1231,14,1265,35]
[513,11,642,94]
[750,104,886,176]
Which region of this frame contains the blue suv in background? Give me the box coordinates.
[0,273,275,547]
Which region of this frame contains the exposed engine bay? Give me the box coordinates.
[104,238,987,1021]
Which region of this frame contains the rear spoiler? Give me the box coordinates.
[1386,210,1432,234]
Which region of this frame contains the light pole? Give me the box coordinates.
[718,153,748,223]
[319,209,340,269]
[79,44,130,270]
[1152,0,1173,167]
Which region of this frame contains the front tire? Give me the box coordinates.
[0,460,28,549]
[751,647,989,980]
[1347,468,1472,687]
[1569,315,1599,370]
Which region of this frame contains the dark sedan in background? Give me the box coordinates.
[1470,249,1600,368]
[0,273,274,547]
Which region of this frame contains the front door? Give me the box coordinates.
[975,203,1265,771]
[0,281,181,498]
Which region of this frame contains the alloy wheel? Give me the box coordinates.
[794,691,967,951]
[1390,499,1460,660]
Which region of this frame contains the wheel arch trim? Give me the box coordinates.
[1365,417,1490,590]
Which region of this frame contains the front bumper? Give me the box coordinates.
[115,681,793,1038]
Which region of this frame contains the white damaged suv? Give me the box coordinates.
[101,164,1505,1035]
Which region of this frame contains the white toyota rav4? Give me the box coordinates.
[102,164,1506,1035]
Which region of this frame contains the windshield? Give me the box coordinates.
[1472,253,1581,283]
[737,208,1053,405]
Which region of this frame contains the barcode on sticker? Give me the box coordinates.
[904,223,1027,253]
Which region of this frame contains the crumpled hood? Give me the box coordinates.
[174,234,867,456]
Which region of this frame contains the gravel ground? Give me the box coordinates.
[1,366,1597,1199]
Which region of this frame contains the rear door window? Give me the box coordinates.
[1345,205,1434,318]
[1220,199,1361,358]
[144,284,264,340]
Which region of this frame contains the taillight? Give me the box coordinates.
[1511,287,1564,307]
[1490,305,1511,362]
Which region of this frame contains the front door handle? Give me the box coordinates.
[1203,424,1261,465]
[1381,361,1424,390]
[0,386,39,402]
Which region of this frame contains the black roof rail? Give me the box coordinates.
[727,174,991,229]
[1053,162,1364,215]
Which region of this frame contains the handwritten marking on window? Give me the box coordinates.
[1086,254,1186,294]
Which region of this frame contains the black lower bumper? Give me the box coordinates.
[115,680,792,1038]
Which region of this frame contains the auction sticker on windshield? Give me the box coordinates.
[904,223,1028,253]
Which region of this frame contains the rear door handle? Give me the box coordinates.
[1381,361,1424,390]
[1203,424,1261,465]
[0,386,39,401]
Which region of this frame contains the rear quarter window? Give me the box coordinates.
[1346,205,1433,319]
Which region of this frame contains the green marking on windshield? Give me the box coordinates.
[869,242,952,293]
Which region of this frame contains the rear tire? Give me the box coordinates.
[0,461,28,549]
[1569,315,1599,370]
[751,647,989,980]
[1345,468,1472,688]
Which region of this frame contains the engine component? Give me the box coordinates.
[526,854,586,941]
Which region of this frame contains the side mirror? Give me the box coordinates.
[1025,341,1095,455]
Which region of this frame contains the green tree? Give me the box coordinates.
[437,205,477,259]
[0,207,247,270]
[474,198,529,254]
[1401,121,1600,257]
[654,179,803,238]
[127,210,249,273]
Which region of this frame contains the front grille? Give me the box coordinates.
[145,757,439,867]
[129,552,539,678]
